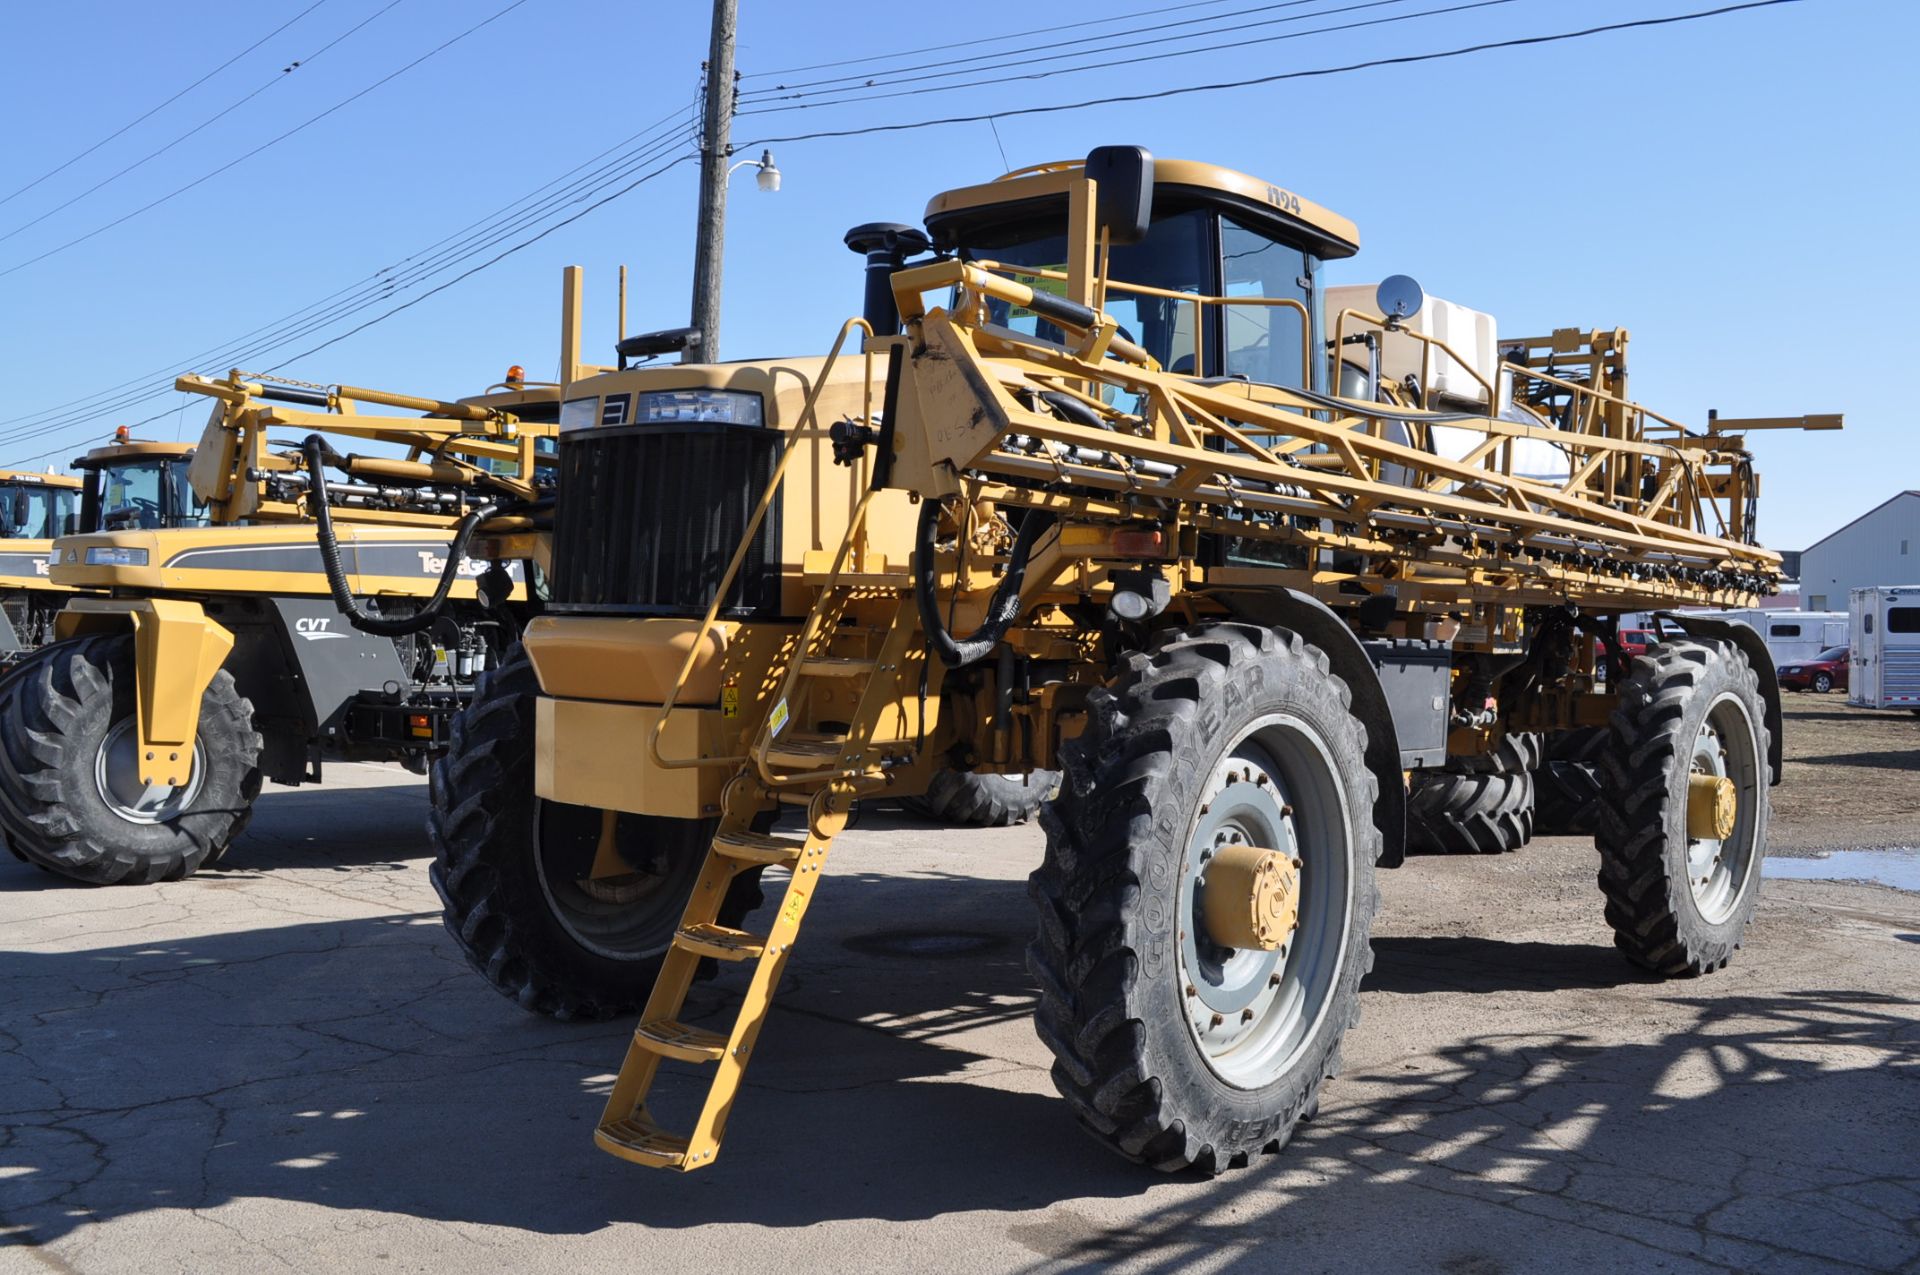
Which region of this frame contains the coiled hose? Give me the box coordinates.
[914,498,1054,669]
[302,434,497,638]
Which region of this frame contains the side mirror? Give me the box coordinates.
[1084,145,1153,246]
[1375,274,1425,323]
[9,489,28,530]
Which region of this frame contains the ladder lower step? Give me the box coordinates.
[799,656,876,678]
[712,827,805,866]
[676,922,767,961]
[633,1018,729,1062]
[765,731,849,769]
[595,1111,690,1168]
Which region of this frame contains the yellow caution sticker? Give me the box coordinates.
[768,698,789,737]
[721,684,740,718]
[781,889,808,928]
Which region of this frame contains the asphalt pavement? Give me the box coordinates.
[2,764,1916,1274]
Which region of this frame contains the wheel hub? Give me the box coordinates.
[1686,772,1737,841]
[1201,842,1300,951]
[95,719,205,824]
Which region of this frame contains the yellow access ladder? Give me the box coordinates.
[593,570,927,1169]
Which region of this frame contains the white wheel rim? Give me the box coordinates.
[1686,693,1761,923]
[94,719,205,824]
[1178,712,1353,1089]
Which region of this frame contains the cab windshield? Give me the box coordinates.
[961,206,1318,388]
[91,459,209,531]
[0,483,77,539]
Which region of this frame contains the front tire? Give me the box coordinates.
[1029,624,1379,1172]
[1811,672,1832,694]
[429,644,761,1021]
[0,635,262,884]
[1596,638,1770,976]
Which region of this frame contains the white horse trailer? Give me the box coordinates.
[1849,586,1920,710]
[1686,608,1848,665]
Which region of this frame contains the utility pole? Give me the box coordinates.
[687,0,738,364]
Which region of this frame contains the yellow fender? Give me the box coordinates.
[54,598,235,786]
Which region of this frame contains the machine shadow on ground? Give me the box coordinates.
[5,862,1916,1269]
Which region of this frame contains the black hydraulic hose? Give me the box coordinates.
[914,499,1054,669]
[301,435,496,637]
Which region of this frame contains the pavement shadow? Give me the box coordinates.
[4,879,1916,1270]
[1364,935,1653,994]
[0,779,434,894]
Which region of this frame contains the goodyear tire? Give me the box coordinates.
[1533,726,1610,837]
[429,643,761,1021]
[0,635,262,884]
[1029,624,1379,1172]
[902,767,1058,827]
[1595,638,1770,976]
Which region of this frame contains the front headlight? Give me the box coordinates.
[1781,666,1801,674]
[634,389,763,426]
[85,547,148,566]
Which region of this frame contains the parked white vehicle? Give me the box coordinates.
[1686,608,1848,666]
[1849,586,1920,711]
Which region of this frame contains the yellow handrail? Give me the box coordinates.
[646,316,875,772]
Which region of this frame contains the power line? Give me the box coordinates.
[1,0,411,245]
[741,0,1514,115]
[741,0,1382,98]
[742,0,1238,79]
[734,1,1806,144]
[0,124,692,448]
[0,0,332,210]
[0,113,696,450]
[1,102,697,437]
[0,0,532,279]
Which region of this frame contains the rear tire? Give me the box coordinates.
[0,635,262,884]
[429,643,762,1021]
[1029,623,1379,1172]
[902,767,1057,826]
[1595,638,1770,976]
[1533,726,1610,837]
[1406,769,1533,854]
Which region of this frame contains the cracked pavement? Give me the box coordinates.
[1,758,1916,1274]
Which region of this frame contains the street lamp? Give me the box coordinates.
[731,148,781,193]
[688,148,781,362]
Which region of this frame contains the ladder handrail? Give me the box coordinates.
[648,317,875,772]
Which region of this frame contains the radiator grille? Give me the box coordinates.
[549,423,782,617]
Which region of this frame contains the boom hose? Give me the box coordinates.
[914,499,1054,669]
[302,435,496,638]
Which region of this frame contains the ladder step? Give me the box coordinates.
[765,731,848,770]
[713,828,805,866]
[594,1111,690,1169]
[676,922,767,961]
[799,655,876,678]
[632,1018,728,1062]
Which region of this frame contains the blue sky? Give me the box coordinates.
[0,0,1908,551]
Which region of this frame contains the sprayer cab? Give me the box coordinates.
[902,148,1358,391]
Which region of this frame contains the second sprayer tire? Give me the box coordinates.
[0,634,262,884]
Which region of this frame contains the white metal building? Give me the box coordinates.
[1797,490,1920,612]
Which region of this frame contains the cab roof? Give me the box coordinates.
[0,468,82,489]
[72,441,195,468]
[924,156,1360,261]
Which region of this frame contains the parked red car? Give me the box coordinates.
[1777,645,1850,693]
